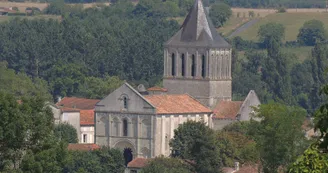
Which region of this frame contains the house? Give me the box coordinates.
[51,97,100,144]
[0,7,15,16]
[95,82,212,161]
[212,90,261,130]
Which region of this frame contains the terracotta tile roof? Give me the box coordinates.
[147,86,168,92]
[127,158,150,168]
[213,101,243,120]
[61,107,80,112]
[80,109,94,126]
[67,144,100,151]
[144,94,212,114]
[56,97,100,110]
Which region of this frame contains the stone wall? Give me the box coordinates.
[95,112,154,158]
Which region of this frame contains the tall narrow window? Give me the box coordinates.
[83,134,87,143]
[191,54,196,77]
[201,55,206,78]
[123,119,128,136]
[171,53,176,76]
[123,97,128,109]
[181,54,185,76]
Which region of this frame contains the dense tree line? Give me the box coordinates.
[0,0,179,101]
[232,20,328,113]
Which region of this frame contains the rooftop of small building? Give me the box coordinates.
[56,97,100,110]
[67,144,100,151]
[213,100,243,120]
[127,158,151,168]
[80,109,95,126]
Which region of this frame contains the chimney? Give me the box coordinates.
[234,162,239,171]
[57,96,62,103]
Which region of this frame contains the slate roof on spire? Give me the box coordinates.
[165,0,231,48]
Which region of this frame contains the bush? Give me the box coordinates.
[12,7,19,11]
[277,7,286,13]
[209,3,232,28]
[248,11,255,18]
[297,19,327,46]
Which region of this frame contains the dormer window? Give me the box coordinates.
[123,97,128,109]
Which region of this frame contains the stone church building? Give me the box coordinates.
[95,0,260,165]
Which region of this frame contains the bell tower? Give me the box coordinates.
[163,0,232,108]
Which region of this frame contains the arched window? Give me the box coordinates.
[191,54,196,77]
[181,54,185,76]
[201,55,206,78]
[171,53,176,76]
[123,97,128,109]
[123,119,128,136]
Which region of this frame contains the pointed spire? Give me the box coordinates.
[165,0,231,48]
[180,0,212,41]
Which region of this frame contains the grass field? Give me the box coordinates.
[234,12,328,41]
[218,17,249,36]
[282,46,312,62]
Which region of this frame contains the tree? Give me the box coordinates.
[258,22,285,57]
[288,142,328,173]
[77,76,123,99]
[216,131,259,167]
[170,121,222,173]
[0,61,51,101]
[297,20,326,46]
[0,92,54,171]
[141,157,194,173]
[254,103,308,173]
[0,92,28,170]
[54,123,79,144]
[63,147,125,173]
[209,3,232,28]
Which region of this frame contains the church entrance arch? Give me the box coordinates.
[114,140,136,166]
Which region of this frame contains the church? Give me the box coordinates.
[94,0,260,164]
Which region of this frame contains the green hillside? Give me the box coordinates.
[234,12,328,41]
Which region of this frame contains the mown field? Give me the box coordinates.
[234,12,328,41]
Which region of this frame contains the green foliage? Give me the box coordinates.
[248,11,255,18]
[288,143,328,173]
[0,61,51,101]
[141,157,194,173]
[170,121,221,173]
[0,3,180,99]
[258,22,285,51]
[254,103,308,173]
[0,92,54,171]
[276,7,286,13]
[209,3,232,28]
[54,123,78,144]
[297,20,327,46]
[216,131,259,167]
[78,76,123,99]
[63,147,125,173]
